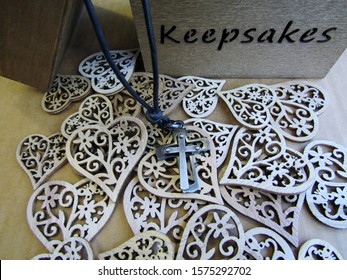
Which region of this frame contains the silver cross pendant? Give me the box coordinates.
[156,128,210,193]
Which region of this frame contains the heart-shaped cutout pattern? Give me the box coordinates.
[240,227,295,260]
[184,118,239,168]
[220,125,315,194]
[221,185,305,247]
[61,94,114,139]
[298,239,343,260]
[270,81,329,116]
[129,72,194,116]
[78,50,139,95]
[179,76,226,118]
[42,75,92,114]
[17,133,67,189]
[123,177,208,243]
[32,237,94,260]
[66,116,147,202]
[27,179,116,251]
[98,230,175,260]
[176,205,245,260]
[303,140,347,228]
[137,126,223,205]
[218,84,276,129]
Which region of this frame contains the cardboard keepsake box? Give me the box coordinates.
[130,0,347,78]
[0,0,83,90]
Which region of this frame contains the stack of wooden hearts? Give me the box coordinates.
[16,49,346,260]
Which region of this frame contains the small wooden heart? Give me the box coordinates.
[42,75,91,114]
[298,239,343,260]
[137,126,223,204]
[17,133,67,189]
[176,205,245,260]
[32,237,94,260]
[98,231,175,260]
[78,50,139,95]
[27,179,115,251]
[66,116,148,202]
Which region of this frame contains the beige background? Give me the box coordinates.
[0,0,346,259]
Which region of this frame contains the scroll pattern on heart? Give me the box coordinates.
[78,50,139,95]
[66,116,148,202]
[220,185,305,247]
[16,133,67,190]
[98,231,175,260]
[179,76,226,118]
[240,227,295,260]
[176,205,245,260]
[298,239,343,260]
[42,75,92,114]
[123,177,208,243]
[32,237,94,260]
[303,140,347,229]
[184,118,239,168]
[137,126,223,205]
[27,179,115,252]
[219,125,315,194]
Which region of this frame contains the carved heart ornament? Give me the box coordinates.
[27,179,115,252]
[66,116,148,202]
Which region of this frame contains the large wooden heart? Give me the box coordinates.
[66,116,147,202]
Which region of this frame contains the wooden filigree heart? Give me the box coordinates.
[66,116,147,202]
[32,237,94,260]
[176,205,245,260]
[98,231,175,260]
[137,126,223,204]
[129,72,194,116]
[123,177,208,243]
[184,118,239,168]
[61,94,114,139]
[303,140,347,228]
[220,126,315,194]
[78,50,139,95]
[27,179,115,251]
[217,84,276,129]
[241,227,295,260]
[42,75,91,114]
[298,239,343,260]
[179,76,226,118]
[271,81,329,116]
[221,185,304,247]
[17,133,67,190]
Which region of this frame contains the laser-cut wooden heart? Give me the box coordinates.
[220,125,315,194]
[123,177,208,243]
[221,185,305,247]
[241,227,295,260]
[98,231,175,260]
[179,76,226,118]
[42,75,92,114]
[32,237,94,260]
[298,239,343,260]
[66,116,147,202]
[303,140,347,229]
[27,179,115,252]
[78,50,139,95]
[270,81,329,116]
[176,205,245,260]
[129,72,194,116]
[17,133,67,190]
[217,84,276,129]
[137,126,223,205]
[184,118,239,168]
